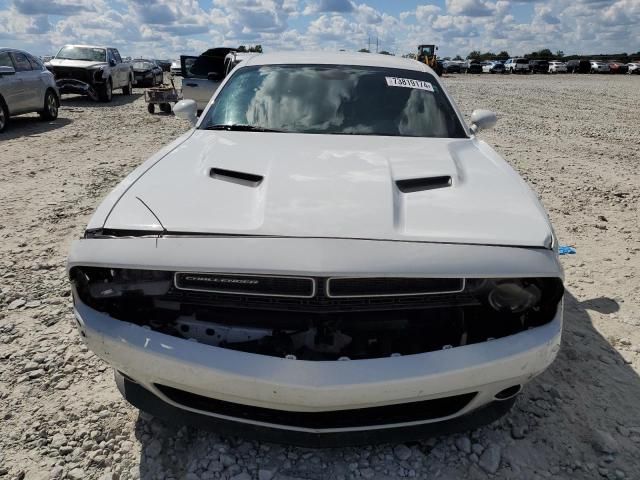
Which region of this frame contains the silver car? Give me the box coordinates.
[0,48,60,132]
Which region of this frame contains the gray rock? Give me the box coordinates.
[511,424,528,439]
[50,433,67,448]
[220,453,237,467]
[229,472,251,480]
[394,444,412,461]
[49,466,64,479]
[185,474,200,480]
[471,443,484,455]
[145,439,162,458]
[478,444,501,474]
[455,436,471,454]
[8,299,26,310]
[67,468,85,480]
[592,430,619,454]
[360,468,375,479]
[258,468,276,480]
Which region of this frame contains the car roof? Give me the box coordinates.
[243,51,431,73]
[60,44,109,50]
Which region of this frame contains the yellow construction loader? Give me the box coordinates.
[417,44,443,76]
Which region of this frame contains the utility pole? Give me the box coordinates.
[368,36,371,52]
[376,36,379,53]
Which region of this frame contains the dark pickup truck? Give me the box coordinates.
[46,45,133,102]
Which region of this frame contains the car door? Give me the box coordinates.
[180,55,224,111]
[0,51,22,114]
[112,49,128,87]
[108,49,123,87]
[9,51,40,112]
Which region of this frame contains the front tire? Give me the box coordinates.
[123,76,132,95]
[99,78,113,102]
[39,90,59,121]
[0,97,9,133]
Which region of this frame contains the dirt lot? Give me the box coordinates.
[1,73,639,480]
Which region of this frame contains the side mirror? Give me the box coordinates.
[173,99,198,126]
[470,109,497,133]
[207,71,222,81]
[109,59,117,67]
[0,66,16,76]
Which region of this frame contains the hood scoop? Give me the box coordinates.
[210,168,263,187]
[396,175,452,193]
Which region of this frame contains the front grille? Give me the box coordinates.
[328,277,464,298]
[156,384,477,429]
[164,279,477,313]
[52,67,92,83]
[174,272,315,298]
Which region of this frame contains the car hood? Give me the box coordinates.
[103,131,553,247]
[48,59,107,69]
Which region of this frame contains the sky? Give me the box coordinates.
[0,0,638,59]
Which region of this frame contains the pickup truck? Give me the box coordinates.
[180,48,255,112]
[46,45,133,102]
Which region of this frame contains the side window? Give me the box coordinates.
[107,49,116,64]
[113,50,122,63]
[0,52,13,68]
[27,54,43,70]
[11,52,32,72]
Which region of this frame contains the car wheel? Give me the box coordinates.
[0,97,8,133]
[147,103,155,114]
[99,79,113,102]
[39,90,59,121]
[159,103,171,114]
[123,77,132,95]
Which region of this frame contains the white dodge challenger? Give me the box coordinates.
[68,52,564,445]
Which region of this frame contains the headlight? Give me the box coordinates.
[487,281,541,313]
[466,277,563,318]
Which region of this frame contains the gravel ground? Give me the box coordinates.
[0,73,639,480]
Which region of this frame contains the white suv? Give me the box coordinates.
[504,58,529,73]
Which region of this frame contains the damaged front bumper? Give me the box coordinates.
[56,78,99,101]
[68,236,564,442]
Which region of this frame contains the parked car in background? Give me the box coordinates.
[170,60,181,76]
[548,61,567,73]
[181,48,255,112]
[607,61,628,74]
[504,58,529,73]
[528,60,549,74]
[154,59,172,72]
[132,59,163,87]
[69,52,565,445]
[0,48,60,132]
[461,60,482,74]
[442,61,461,73]
[565,59,591,73]
[46,45,133,102]
[482,61,505,74]
[627,63,640,74]
[589,61,610,73]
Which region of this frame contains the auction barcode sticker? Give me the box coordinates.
[385,77,434,92]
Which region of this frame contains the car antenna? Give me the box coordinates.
[135,196,167,245]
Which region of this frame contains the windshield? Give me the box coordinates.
[516,59,529,64]
[200,64,466,138]
[133,61,154,69]
[56,46,106,62]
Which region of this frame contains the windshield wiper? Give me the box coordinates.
[204,124,285,133]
